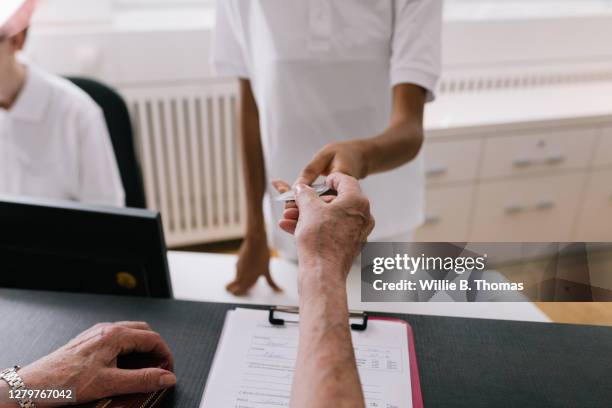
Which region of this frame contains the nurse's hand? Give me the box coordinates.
[228,236,281,295]
[294,140,373,186]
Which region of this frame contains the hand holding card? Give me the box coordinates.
[271,179,337,235]
[273,182,331,202]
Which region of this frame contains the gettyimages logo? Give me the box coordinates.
[361,242,612,303]
[372,253,487,275]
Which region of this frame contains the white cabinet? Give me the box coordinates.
[469,173,585,241]
[423,139,482,185]
[581,247,612,293]
[593,127,612,168]
[479,127,597,179]
[415,185,475,242]
[574,169,612,241]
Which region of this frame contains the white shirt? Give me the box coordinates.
[0,64,124,206]
[213,0,441,255]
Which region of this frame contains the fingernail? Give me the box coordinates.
[160,372,176,387]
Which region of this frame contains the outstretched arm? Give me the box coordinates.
[283,173,375,408]
[296,84,426,185]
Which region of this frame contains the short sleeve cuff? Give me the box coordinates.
[213,60,250,79]
[391,67,439,103]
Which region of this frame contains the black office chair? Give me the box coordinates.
[67,77,147,209]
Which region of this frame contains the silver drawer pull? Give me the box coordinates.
[426,165,448,177]
[505,204,526,215]
[535,200,555,210]
[544,153,566,165]
[424,215,441,225]
[513,156,532,167]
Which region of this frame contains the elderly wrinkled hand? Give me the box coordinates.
[273,173,375,277]
[14,322,176,407]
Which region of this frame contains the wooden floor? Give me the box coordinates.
[536,303,612,326]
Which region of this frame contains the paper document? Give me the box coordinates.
[200,308,412,408]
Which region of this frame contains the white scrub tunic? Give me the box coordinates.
[213,0,442,255]
[0,64,124,207]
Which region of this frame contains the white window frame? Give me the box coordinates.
[34,0,612,26]
[113,0,214,9]
[34,0,214,26]
[445,0,612,21]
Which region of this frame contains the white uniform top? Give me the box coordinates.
[0,64,125,206]
[213,0,441,255]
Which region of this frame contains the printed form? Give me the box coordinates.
[200,308,412,408]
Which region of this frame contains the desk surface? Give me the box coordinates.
[168,251,551,323]
[1,289,610,408]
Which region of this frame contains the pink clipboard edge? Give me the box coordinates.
[369,317,424,408]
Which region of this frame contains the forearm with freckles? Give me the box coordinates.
[291,263,365,408]
[363,83,426,176]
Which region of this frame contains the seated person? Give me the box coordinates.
[0,1,124,206]
[0,174,373,407]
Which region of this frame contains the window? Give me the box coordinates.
[113,0,214,10]
[33,0,112,25]
[445,0,612,20]
[34,0,215,26]
[34,0,612,27]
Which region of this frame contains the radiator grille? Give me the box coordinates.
[438,67,612,94]
[122,81,245,247]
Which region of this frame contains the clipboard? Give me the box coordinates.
[269,306,424,408]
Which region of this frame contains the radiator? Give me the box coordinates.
[122,80,245,247]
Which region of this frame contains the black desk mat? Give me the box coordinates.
[0,289,610,408]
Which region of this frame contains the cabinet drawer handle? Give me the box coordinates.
[424,215,441,225]
[426,165,448,177]
[544,153,566,165]
[513,156,532,167]
[505,204,526,215]
[535,200,555,210]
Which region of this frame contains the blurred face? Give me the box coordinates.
[0,30,26,71]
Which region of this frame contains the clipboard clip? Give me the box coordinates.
[268,306,369,331]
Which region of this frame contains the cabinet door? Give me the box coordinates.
[574,169,612,241]
[582,246,612,293]
[470,173,585,241]
[480,127,597,179]
[423,139,482,185]
[415,185,474,242]
[593,127,612,168]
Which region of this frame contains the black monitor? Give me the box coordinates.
[0,195,172,298]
